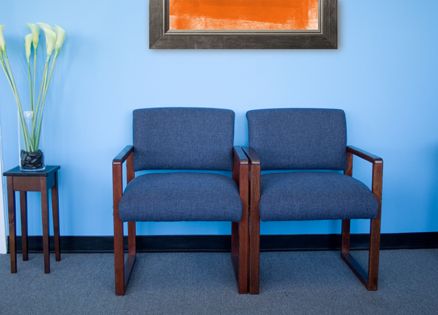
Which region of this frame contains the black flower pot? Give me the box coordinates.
[20,150,45,171]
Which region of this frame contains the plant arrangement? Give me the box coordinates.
[0,23,65,170]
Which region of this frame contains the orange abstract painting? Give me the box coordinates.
[169,0,319,31]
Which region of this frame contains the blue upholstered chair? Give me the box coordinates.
[112,108,249,295]
[244,109,383,294]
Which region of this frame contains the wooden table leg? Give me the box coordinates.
[7,177,17,273]
[51,173,61,261]
[40,178,50,273]
[20,192,28,261]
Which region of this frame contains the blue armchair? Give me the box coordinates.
[112,108,249,295]
[244,109,383,293]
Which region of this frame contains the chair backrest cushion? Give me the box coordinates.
[133,108,234,171]
[247,108,347,170]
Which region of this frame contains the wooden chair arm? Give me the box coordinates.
[242,146,261,215]
[232,146,249,185]
[346,146,383,204]
[242,147,261,165]
[232,147,249,236]
[347,145,383,164]
[233,146,249,165]
[113,145,134,164]
[113,145,135,219]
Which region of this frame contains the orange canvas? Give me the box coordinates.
[169,0,319,31]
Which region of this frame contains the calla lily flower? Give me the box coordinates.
[45,29,57,57]
[37,22,52,32]
[25,34,32,62]
[54,25,66,52]
[0,25,6,52]
[38,23,58,58]
[27,23,40,48]
[41,26,57,58]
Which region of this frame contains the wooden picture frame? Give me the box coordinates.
[150,0,337,49]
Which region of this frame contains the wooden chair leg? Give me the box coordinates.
[114,219,137,296]
[367,218,381,291]
[341,218,381,291]
[114,217,125,296]
[128,222,136,257]
[341,219,350,257]
[126,221,137,287]
[249,219,260,294]
[238,221,249,294]
[113,150,136,296]
[231,223,240,291]
[231,221,249,294]
[231,222,239,258]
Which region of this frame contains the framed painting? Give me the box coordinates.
[150,0,337,49]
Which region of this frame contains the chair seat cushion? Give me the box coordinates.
[119,173,242,222]
[260,172,378,221]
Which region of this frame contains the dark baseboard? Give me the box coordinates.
[8,232,438,253]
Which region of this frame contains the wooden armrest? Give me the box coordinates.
[233,146,249,165]
[113,146,135,219]
[347,146,383,164]
[347,146,383,203]
[113,145,134,164]
[242,146,261,207]
[232,147,249,234]
[233,146,248,184]
[242,147,260,165]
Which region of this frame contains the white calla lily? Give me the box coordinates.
[25,34,32,62]
[27,23,40,48]
[54,25,66,52]
[42,27,57,58]
[0,25,6,52]
[37,22,52,32]
[38,23,58,58]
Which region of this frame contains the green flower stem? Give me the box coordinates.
[32,48,36,111]
[27,62,33,110]
[1,52,33,151]
[45,52,58,91]
[34,52,58,149]
[35,60,49,118]
[32,57,50,147]
[29,49,36,148]
[27,61,35,149]
[0,53,14,90]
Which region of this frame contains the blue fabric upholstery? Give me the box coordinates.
[247,109,347,170]
[133,108,234,171]
[119,173,242,222]
[260,172,378,221]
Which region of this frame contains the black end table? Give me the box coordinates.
[3,166,61,273]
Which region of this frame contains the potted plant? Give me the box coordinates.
[0,23,65,171]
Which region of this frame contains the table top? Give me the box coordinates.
[3,165,60,177]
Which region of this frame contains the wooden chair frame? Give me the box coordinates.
[112,145,249,295]
[244,145,383,294]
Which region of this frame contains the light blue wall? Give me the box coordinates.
[1,0,437,236]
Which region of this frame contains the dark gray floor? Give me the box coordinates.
[0,250,437,314]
